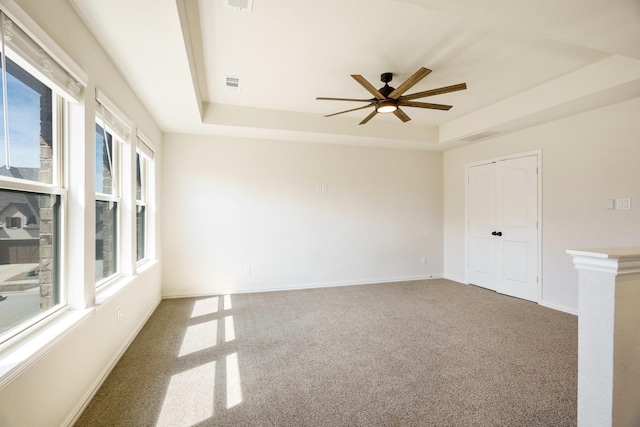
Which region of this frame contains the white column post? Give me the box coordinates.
[567,247,640,427]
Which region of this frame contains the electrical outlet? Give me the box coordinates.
[117,309,122,325]
[421,256,428,265]
[244,266,252,275]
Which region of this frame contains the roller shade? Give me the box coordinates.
[1,11,84,102]
[96,89,133,142]
[136,129,155,159]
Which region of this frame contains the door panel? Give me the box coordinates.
[474,173,493,226]
[468,163,496,290]
[473,237,494,275]
[495,156,538,301]
[502,169,528,227]
[502,240,528,283]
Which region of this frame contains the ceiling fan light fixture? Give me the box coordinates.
[376,99,398,113]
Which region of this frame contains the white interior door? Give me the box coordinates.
[468,163,496,291]
[468,155,539,302]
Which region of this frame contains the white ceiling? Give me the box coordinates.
[69,0,640,150]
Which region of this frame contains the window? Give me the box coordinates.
[95,122,119,284]
[135,152,146,262]
[0,39,64,341]
[135,132,154,265]
[0,56,54,183]
[6,217,21,228]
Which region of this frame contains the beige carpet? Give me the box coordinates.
[75,279,577,426]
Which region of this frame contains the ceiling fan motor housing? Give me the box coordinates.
[379,72,395,97]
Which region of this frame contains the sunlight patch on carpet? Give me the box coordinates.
[191,296,219,317]
[226,352,242,408]
[178,319,218,357]
[156,361,216,426]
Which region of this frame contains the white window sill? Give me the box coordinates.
[0,307,93,390]
[95,259,157,307]
[95,275,134,307]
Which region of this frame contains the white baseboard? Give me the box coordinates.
[63,296,162,427]
[162,274,444,299]
[539,300,578,316]
[443,275,578,316]
[442,274,468,285]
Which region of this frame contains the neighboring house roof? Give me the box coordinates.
[0,195,39,222]
[0,227,39,240]
[0,202,35,218]
[0,167,41,227]
[0,166,39,182]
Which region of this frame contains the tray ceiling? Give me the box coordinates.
[70,0,640,150]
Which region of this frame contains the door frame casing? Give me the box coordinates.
[464,149,542,303]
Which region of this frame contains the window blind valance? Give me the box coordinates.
[96,89,133,142]
[0,10,85,102]
[136,129,155,159]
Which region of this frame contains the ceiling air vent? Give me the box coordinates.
[224,0,253,11]
[224,76,242,92]
[458,130,500,142]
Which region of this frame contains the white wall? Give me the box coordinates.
[162,134,443,296]
[444,97,640,313]
[0,0,162,425]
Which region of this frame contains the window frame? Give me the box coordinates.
[0,69,67,345]
[94,119,122,288]
[135,149,148,264]
[135,130,155,268]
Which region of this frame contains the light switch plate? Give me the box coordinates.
[616,198,631,210]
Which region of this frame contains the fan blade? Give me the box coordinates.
[351,75,385,100]
[359,109,378,125]
[325,103,375,117]
[316,97,374,102]
[394,108,411,122]
[399,100,452,110]
[399,83,467,101]
[388,67,432,99]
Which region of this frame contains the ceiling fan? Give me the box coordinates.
[317,67,466,125]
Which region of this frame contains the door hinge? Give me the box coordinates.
[537,276,539,283]
[536,167,539,175]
